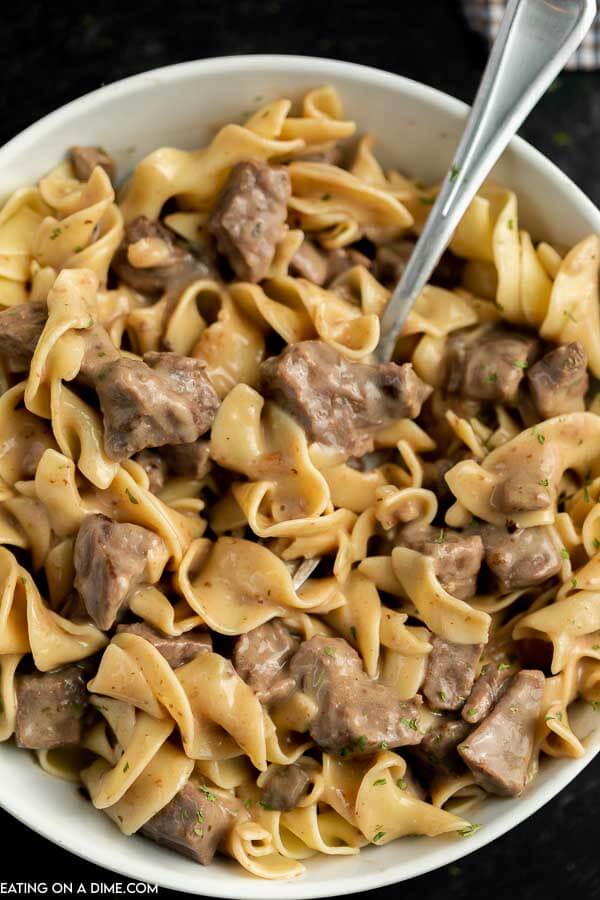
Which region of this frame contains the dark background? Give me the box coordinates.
[1,1,599,897]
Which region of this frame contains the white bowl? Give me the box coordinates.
[1,54,599,899]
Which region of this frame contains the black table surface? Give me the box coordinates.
[1,1,599,897]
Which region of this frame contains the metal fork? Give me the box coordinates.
[293,0,596,590]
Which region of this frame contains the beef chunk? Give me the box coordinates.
[132,450,168,494]
[396,524,484,600]
[260,763,311,811]
[373,240,463,290]
[458,669,545,796]
[259,340,432,456]
[490,469,553,515]
[528,342,588,420]
[73,514,167,631]
[69,146,116,184]
[163,440,212,480]
[373,240,416,287]
[290,239,328,285]
[325,247,372,283]
[116,622,211,668]
[15,666,87,750]
[111,216,214,297]
[0,301,47,365]
[208,160,290,282]
[422,636,483,711]
[422,457,457,505]
[95,352,219,460]
[462,662,514,724]
[21,438,51,479]
[445,327,540,404]
[141,782,235,865]
[290,636,424,755]
[233,620,300,705]
[413,717,471,776]
[480,525,561,592]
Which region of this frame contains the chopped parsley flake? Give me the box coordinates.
[553,131,572,147]
[244,798,252,809]
[560,548,570,560]
[591,700,600,711]
[323,646,335,657]
[450,163,460,182]
[487,372,497,382]
[509,706,519,714]
[434,529,445,543]
[193,826,203,838]
[401,717,418,731]
[372,831,386,843]
[572,577,578,590]
[74,245,84,253]
[350,625,357,641]
[49,227,62,240]
[419,196,435,205]
[593,539,600,550]
[545,711,563,723]
[200,786,217,802]
[396,778,407,790]
[458,823,481,838]
[356,735,369,751]
[507,219,514,230]
[538,479,549,487]
[378,741,388,750]
[438,691,448,702]
[373,778,387,786]
[513,359,529,369]
[259,801,273,810]
[497,663,512,671]
[466,708,477,719]
[563,309,578,323]
[122,761,129,773]
[19,576,27,585]
[124,488,139,504]
[532,426,545,445]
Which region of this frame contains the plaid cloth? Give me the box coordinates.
[462,0,600,69]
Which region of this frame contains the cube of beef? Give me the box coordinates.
[233,620,300,706]
[16,666,88,750]
[208,160,290,283]
[527,342,588,420]
[290,636,424,755]
[95,352,219,460]
[116,622,211,669]
[259,340,432,456]
[111,216,214,297]
[73,514,167,631]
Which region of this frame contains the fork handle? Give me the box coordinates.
[376,0,597,363]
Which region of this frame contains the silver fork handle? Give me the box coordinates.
[376,0,597,363]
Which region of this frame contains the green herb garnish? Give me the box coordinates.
[124,488,139,505]
[458,823,481,838]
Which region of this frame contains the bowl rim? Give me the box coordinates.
[1,53,599,899]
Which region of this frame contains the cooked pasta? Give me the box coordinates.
[0,87,598,880]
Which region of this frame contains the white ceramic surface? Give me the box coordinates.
[0,55,599,899]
